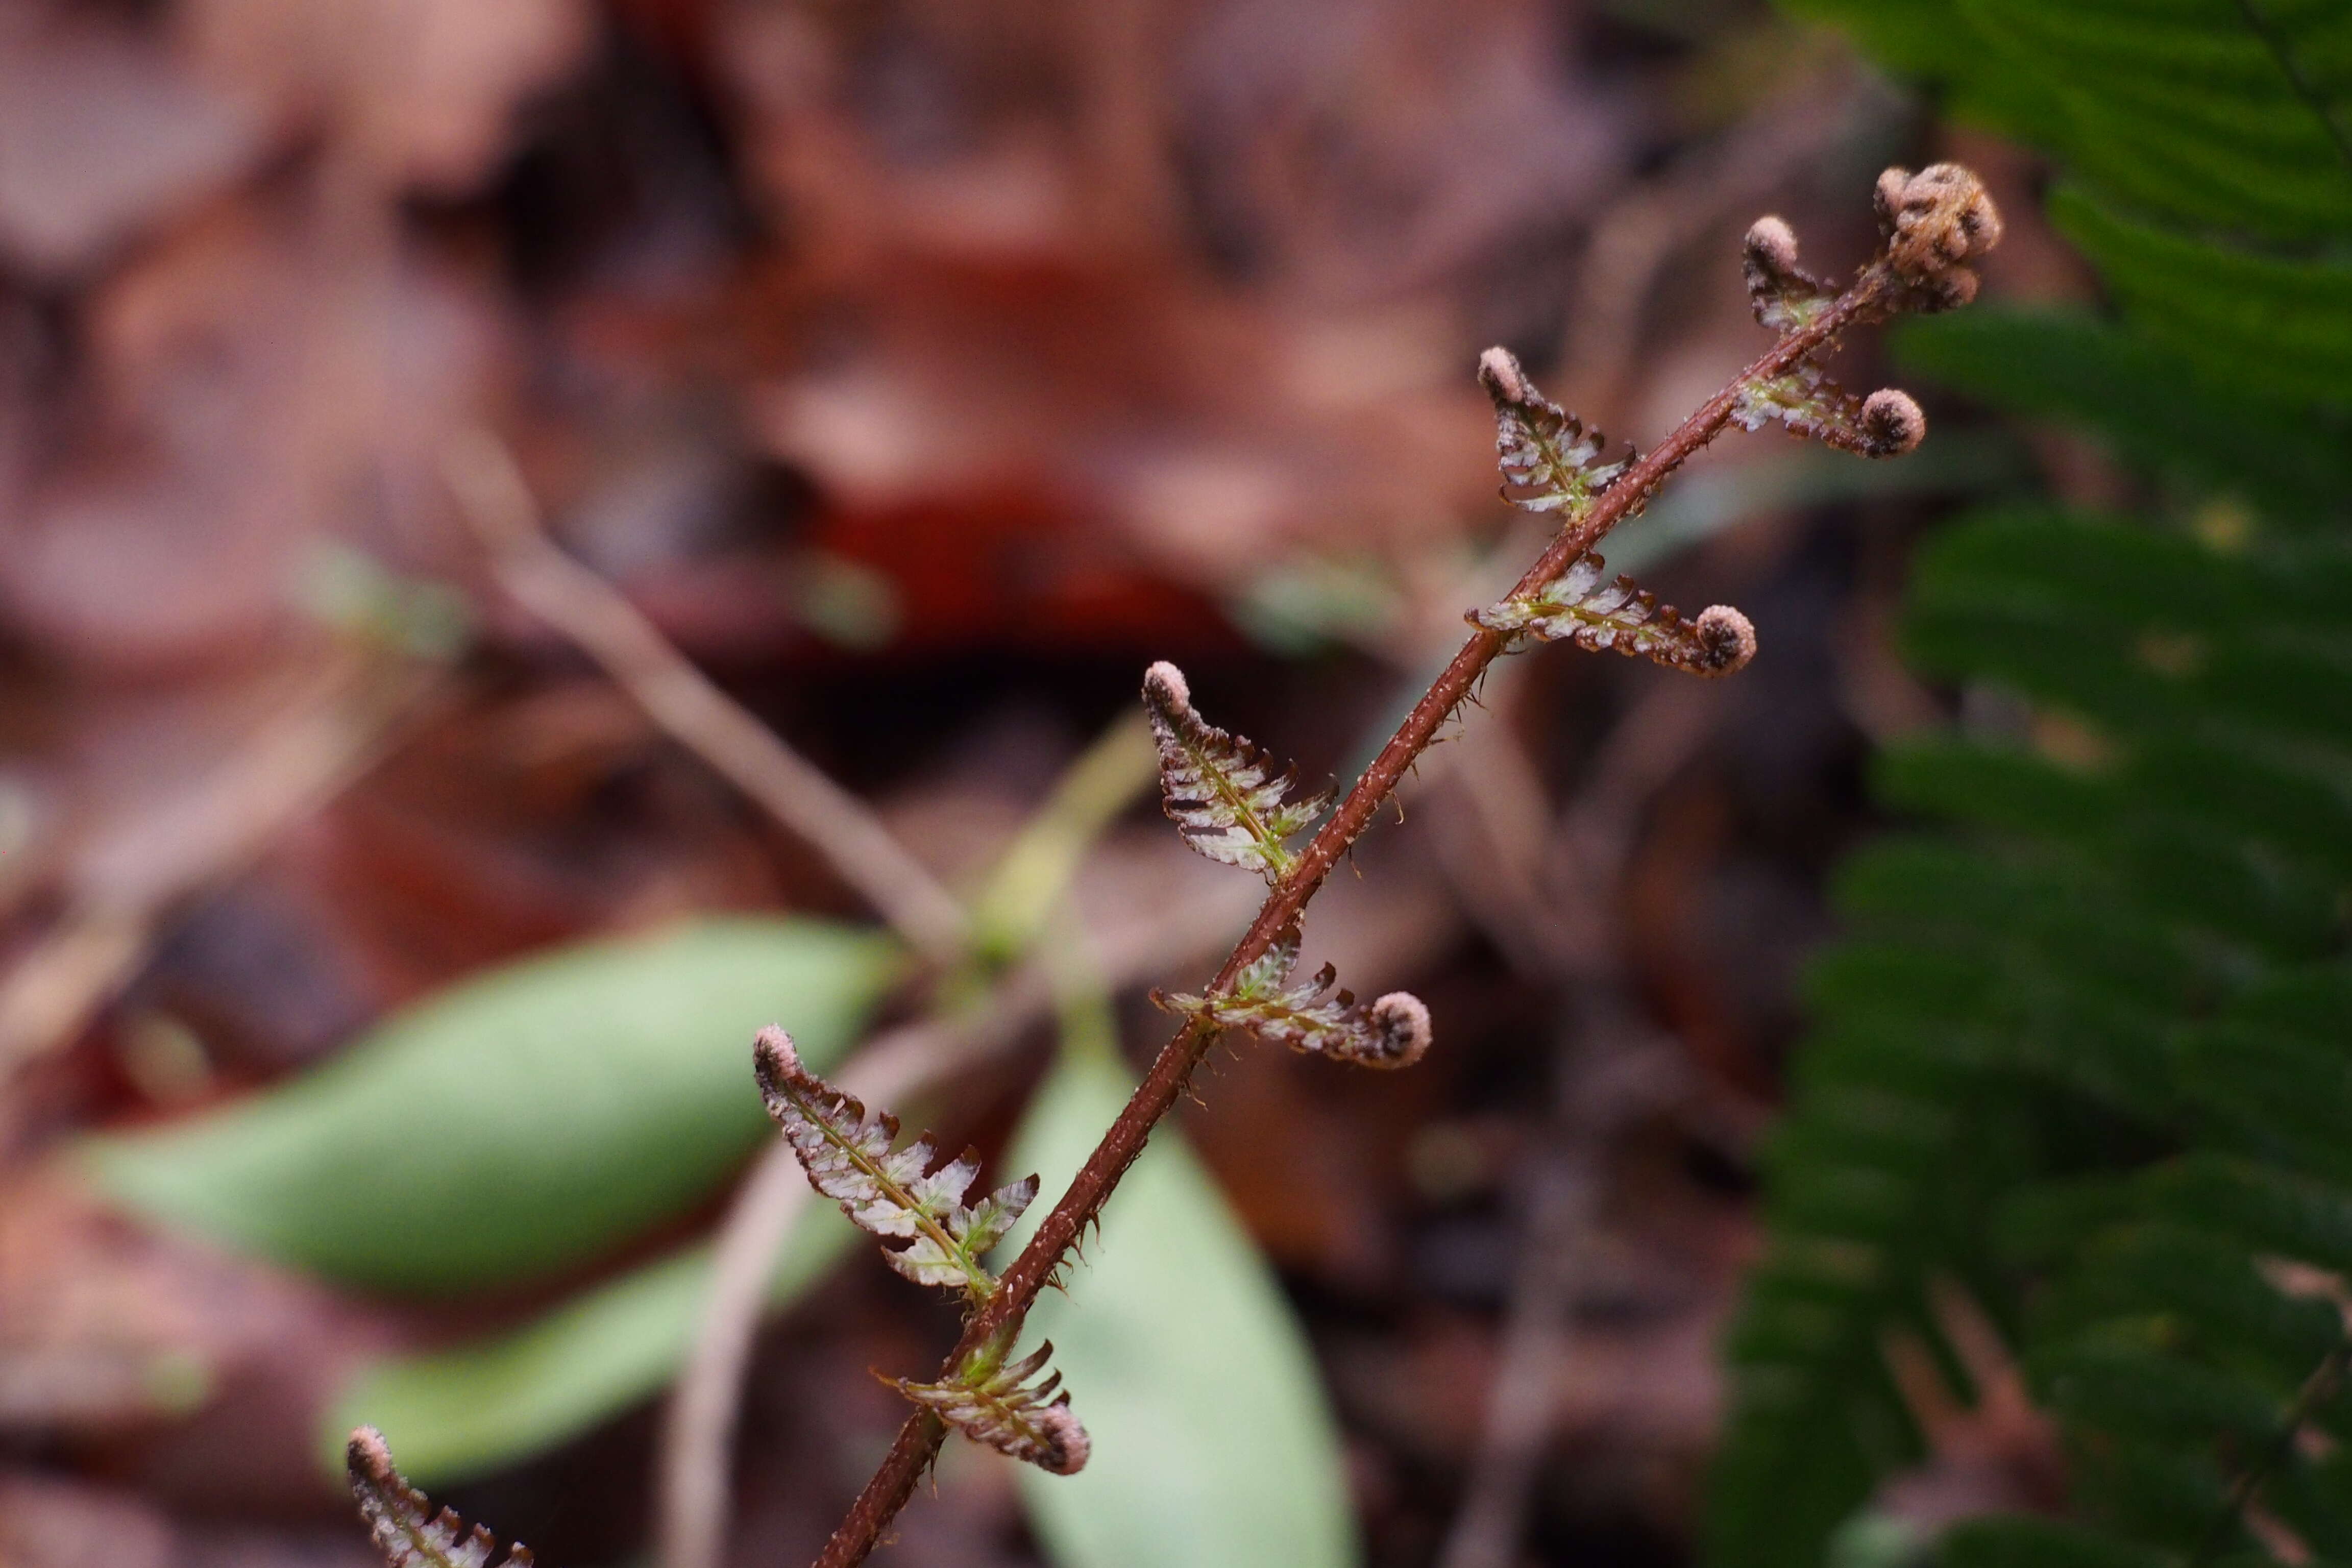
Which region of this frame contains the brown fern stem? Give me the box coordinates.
[808,262,1897,1568]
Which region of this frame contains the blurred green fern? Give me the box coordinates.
[1708,4,2352,1568]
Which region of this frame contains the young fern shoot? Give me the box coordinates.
[329,163,1997,1568]
[792,164,1998,1568]
[319,163,1996,1568]
[1159,922,1431,1070]
[349,1428,535,1568]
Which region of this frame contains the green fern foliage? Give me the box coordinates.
[1709,5,2352,1568]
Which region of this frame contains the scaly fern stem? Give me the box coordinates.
[807,263,1899,1568]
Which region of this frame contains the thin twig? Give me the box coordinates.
[1434,679,1721,1568]
[438,428,986,1557]
[812,257,1908,1568]
[0,654,444,1096]
[439,432,971,965]
[1564,77,1858,414]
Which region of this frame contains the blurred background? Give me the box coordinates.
[0,1,2086,1565]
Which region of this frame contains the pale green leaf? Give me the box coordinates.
[324,1203,861,1485]
[86,918,899,1291]
[999,1042,1357,1568]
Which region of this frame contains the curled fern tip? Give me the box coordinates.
[1476,345,1533,405]
[1142,658,1189,709]
[752,1022,799,1082]
[1876,163,2002,309]
[1860,389,1926,456]
[1367,992,1433,1069]
[1692,606,1758,676]
[1742,216,1836,331]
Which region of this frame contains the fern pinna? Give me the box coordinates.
[1157,919,1433,1070]
[1707,5,2352,1568]
[349,1428,535,1568]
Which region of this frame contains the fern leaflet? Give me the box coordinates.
[896,1340,1090,1476]
[1142,660,1332,882]
[1476,347,1635,518]
[1473,551,1757,676]
[1158,923,1432,1070]
[349,1427,534,1568]
[754,1027,1036,1302]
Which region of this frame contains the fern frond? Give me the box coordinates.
[1159,924,1432,1070]
[1875,163,2003,311]
[1142,661,1332,882]
[1476,348,1636,519]
[1732,363,1926,458]
[1743,216,1839,332]
[1707,12,2352,1568]
[349,1427,534,1568]
[1472,552,1758,677]
[754,1027,1036,1301]
[896,1340,1090,1476]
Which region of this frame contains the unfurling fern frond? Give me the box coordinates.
[349,1427,534,1568]
[1875,163,2002,312]
[1143,661,1333,882]
[1742,216,1838,332]
[1159,924,1432,1070]
[1474,552,1758,677]
[1477,347,1636,519]
[1732,363,1925,458]
[754,1027,1035,1302]
[896,1341,1091,1476]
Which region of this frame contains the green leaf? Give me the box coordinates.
[999,1039,1357,1568]
[1894,309,2352,527]
[1965,0,2352,244]
[2052,185,2352,409]
[324,1207,862,1484]
[87,918,899,1292]
[1941,1516,2168,1568]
